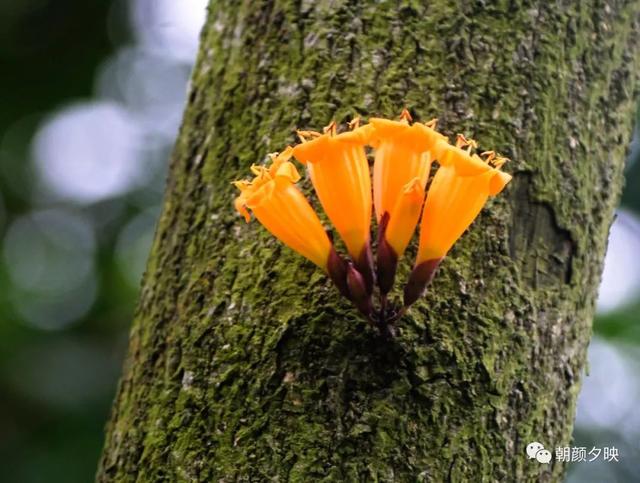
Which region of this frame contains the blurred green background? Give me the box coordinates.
[0,1,638,482]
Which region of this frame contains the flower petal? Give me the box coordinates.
[386,177,425,257]
[490,170,513,195]
[292,127,372,261]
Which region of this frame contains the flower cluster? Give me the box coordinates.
[233,110,511,336]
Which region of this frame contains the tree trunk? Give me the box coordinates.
[97,1,640,481]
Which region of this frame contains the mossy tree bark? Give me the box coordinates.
[97,1,640,481]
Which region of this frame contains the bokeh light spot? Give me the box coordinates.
[32,101,142,204]
[597,210,640,313]
[130,0,209,62]
[3,209,97,330]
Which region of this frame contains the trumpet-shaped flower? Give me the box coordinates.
[417,143,511,262]
[232,111,514,337]
[233,148,332,270]
[293,121,375,292]
[377,177,425,294]
[292,122,372,258]
[404,138,512,307]
[370,110,448,222]
[386,177,426,257]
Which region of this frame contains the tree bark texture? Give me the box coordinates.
[97,1,640,481]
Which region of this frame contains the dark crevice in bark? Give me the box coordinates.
[509,171,577,286]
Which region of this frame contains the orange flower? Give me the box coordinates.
[377,177,426,295]
[292,122,373,259]
[404,137,512,307]
[292,121,375,292]
[232,111,515,336]
[370,110,446,296]
[233,148,332,270]
[417,140,511,262]
[385,177,426,258]
[370,110,448,222]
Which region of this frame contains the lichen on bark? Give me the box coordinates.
[97,1,640,481]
